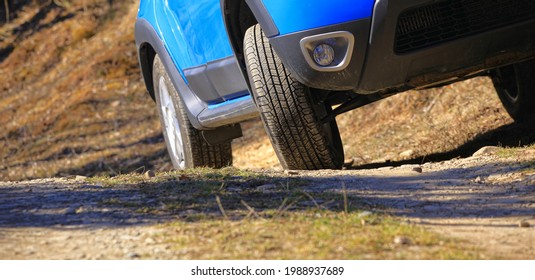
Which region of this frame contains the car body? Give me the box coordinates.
[135,0,535,170]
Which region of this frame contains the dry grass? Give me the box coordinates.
[233,78,515,169]
[159,212,478,259]
[87,168,480,260]
[0,0,166,180]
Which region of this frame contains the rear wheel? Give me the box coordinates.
[243,24,344,170]
[491,58,535,124]
[153,55,232,169]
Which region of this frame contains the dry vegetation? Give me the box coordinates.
[1,1,533,181]
[233,77,525,169]
[1,0,166,181]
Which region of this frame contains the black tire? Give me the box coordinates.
[152,55,232,169]
[244,24,344,170]
[491,58,535,124]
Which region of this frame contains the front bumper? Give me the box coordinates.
[268,0,535,93]
[269,19,371,91]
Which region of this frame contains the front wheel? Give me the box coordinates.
[243,24,344,170]
[491,58,535,124]
[153,55,232,169]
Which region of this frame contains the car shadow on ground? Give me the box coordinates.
[1,157,533,229]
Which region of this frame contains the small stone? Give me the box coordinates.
[126,252,141,259]
[144,170,155,179]
[412,167,423,173]
[75,175,87,181]
[399,150,415,159]
[145,237,156,245]
[377,166,394,171]
[474,176,484,184]
[394,236,411,245]
[64,207,77,215]
[75,206,85,214]
[357,211,373,218]
[519,221,531,228]
[343,158,355,168]
[473,146,500,157]
[284,170,299,175]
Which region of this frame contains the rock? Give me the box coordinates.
[474,176,484,184]
[144,170,155,179]
[75,175,87,181]
[473,146,500,157]
[284,170,299,175]
[75,206,85,214]
[412,167,423,173]
[343,158,355,168]
[377,166,394,171]
[399,150,415,159]
[144,237,156,245]
[519,221,531,228]
[357,211,373,218]
[126,252,141,259]
[393,236,411,245]
[63,207,77,215]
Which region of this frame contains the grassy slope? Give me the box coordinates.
[0,1,530,180]
[233,78,517,169]
[0,0,166,180]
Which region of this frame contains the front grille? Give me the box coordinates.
[394,0,535,53]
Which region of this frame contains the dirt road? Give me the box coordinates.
[1,147,534,259]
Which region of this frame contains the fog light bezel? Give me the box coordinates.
[299,31,355,72]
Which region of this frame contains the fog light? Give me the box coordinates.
[313,43,335,66]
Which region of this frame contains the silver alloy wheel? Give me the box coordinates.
[158,76,186,169]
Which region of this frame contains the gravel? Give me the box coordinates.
[0,150,534,259]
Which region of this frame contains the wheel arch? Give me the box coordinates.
[137,41,157,101]
[220,0,262,76]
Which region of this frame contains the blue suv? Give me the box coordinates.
[135,0,535,170]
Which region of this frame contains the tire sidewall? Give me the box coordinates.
[244,24,344,169]
[492,60,535,123]
[152,55,194,169]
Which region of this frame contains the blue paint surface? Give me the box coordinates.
[263,0,375,35]
[137,0,375,90]
[138,0,233,71]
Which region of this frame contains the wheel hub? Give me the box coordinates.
[158,76,186,169]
